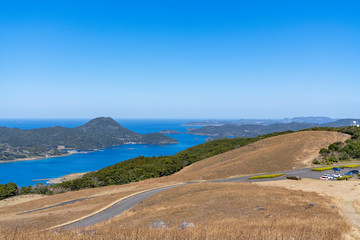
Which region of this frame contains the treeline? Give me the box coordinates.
[306,126,360,164]
[0,183,18,200]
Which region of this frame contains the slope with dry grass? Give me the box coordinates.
[0,130,352,239]
[166,131,349,181]
[0,180,179,231]
[0,182,350,240]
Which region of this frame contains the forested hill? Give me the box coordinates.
[0,117,177,161]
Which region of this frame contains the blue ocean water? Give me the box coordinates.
[0,119,206,186]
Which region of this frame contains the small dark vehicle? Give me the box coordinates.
[286,176,302,180]
[333,167,341,172]
[349,170,359,175]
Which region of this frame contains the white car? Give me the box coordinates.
[327,175,334,180]
[333,174,343,178]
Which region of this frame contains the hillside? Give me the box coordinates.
[0,117,177,161]
[187,118,359,139]
[183,116,337,126]
[101,182,348,240]
[0,129,354,239]
[167,131,350,181]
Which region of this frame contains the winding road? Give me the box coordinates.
[52,166,358,229]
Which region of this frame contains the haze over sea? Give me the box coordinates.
[0,119,206,186]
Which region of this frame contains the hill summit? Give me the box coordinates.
[76,117,142,139]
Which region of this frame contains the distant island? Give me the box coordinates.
[182,117,337,127]
[0,117,178,162]
[159,130,182,134]
[188,118,359,141]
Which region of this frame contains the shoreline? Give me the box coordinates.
[0,152,75,164]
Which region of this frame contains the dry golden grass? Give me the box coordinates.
[0,131,352,239]
[0,181,179,231]
[0,194,45,208]
[165,131,349,181]
[0,182,350,240]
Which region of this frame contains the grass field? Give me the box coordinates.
[165,131,349,181]
[0,182,351,240]
[0,131,353,239]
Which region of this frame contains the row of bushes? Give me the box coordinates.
[248,173,285,179]
[337,175,353,180]
[311,164,360,171]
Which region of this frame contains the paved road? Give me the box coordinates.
[61,166,359,229]
[67,185,177,229]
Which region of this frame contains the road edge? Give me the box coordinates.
[47,182,185,230]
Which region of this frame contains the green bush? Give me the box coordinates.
[341,164,360,168]
[0,183,19,200]
[337,175,353,180]
[311,167,339,171]
[248,173,285,179]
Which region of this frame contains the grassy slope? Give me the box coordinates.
[54,131,295,190]
[25,183,349,240]
[0,130,350,232]
[165,131,349,181]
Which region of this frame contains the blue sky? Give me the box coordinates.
[1,1,359,119]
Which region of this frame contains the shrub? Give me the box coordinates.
[248,173,285,179]
[311,167,339,171]
[341,164,360,168]
[337,175,353,180]
[0,183,19,200]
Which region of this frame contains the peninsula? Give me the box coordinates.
[0,117,178,161]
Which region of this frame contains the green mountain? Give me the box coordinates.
[0,117,178,161]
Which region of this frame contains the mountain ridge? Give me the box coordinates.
[0,117,178,161]
[188,119,359,140]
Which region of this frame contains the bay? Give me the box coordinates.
[0,119,206,186]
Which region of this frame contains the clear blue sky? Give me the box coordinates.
[1,0,359,119]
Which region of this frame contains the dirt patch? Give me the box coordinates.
[257,178,360,239]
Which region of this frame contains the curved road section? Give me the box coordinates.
[63,166,358,229]
[67,185,176,229]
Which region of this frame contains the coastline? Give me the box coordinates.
[0,152,75,164]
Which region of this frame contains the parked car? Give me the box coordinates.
[320,176,329,180]
[349,170,359,175]
[327,175,334,180]
[333,167,341,172]
[344,172,353,176]
[333,174,343,178]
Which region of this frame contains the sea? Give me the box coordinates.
[0,119,207,186]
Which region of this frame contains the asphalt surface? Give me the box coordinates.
[58,166,359,229]
[66,185,177,229]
